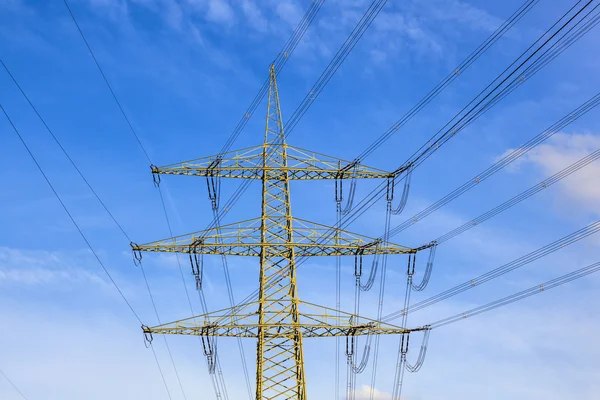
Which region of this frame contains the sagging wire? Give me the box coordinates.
[405,329,431,373]
[354,241,382,292]
[391,251,434,400]
[410,242,438,292]
[189,239,204,290]
[151,164,161,188]
[345,328,373,400]
[206,158,222,210]
[335,160,360,215]
[204,165,254,399]
[130,242,143,267]
[201,327,219,374]
[386,164,413,215]
[346,330,373,374]
[142,325,154,348]
[366,197,394,400]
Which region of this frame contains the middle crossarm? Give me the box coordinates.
[131,217,417,257]
[142,300,430,338]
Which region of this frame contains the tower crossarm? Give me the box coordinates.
[152,144,394,180]
[131,217,417,257]
[141,300,429,339]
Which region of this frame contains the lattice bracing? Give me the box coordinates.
[136,65,428,400]
[143,301,429,338]
[132,217,416,257]
[153,144,394,180]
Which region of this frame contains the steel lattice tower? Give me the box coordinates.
[134,66,428,399]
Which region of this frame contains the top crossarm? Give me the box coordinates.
[152,144,394,180]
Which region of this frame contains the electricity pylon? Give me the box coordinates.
[133,65,429,399]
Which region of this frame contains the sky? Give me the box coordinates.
[1,0,600,399]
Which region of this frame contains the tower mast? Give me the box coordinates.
[256,65,306,398]
[134,65,433,400]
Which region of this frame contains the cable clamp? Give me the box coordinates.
[130,242,142,266]
[150,164,161,188]
[142,324,153,347]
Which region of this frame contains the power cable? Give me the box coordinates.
[1,57,191,400]
[218,0,327,155]
[355,0,540,161]
[428,260,600,328]
[388,91,600,239]
[293,0,600,272]
[197,0,395,240]
[220,0,600,314]
[1,103,174,399]
[61,0,232,396]
[1,103,142,324]
[0,369,30,400]
[382,220,600,322]
[435,148,600,245]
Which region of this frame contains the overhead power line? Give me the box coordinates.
[61,0,237,396]
[218,0,327,155]
[428,260,600,329]
[435,146,600,244]
[1,103,142,324]
[355,0,540,162]
[1,103,179,399]
[1,56,192,400]
[299,0,600,262]
[388,91,600,239]
[382,220,600,322]
[230,0,600,309]
[197,0,395,239]
[0,369,30,400]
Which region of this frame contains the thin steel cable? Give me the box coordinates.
[0,59,131,242]
[210,0,596,309]
[0,369,30,400]
[1,57,192,400]
[388,91,600,239]
[62,1,230,396]
[290,0,600,271]
[428,260,600,328]
[62,0,151,163]
[149,343,174,400]
[218,0,327,154]
[211,208,253,399]
[382,220,600,323]
[435,148,600,244]
[356,0,540,161]
[2,103,176,398]
[366,200,393,400]
[1,103,142,324]
[202,0,538,233]
[198,0,393,238]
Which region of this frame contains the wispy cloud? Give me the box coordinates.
[354,384,394,400]
[501,132,600,215]
[0,247,105,287]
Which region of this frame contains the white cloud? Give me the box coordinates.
[425,0,503,32]
[206,0,235,25]
[241,0,268,32]
[502,132,600,215]
[354,384,393,400]
[275,0,302,28]
[0,247,105,287]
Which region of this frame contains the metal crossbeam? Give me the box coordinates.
[132,217,415,257]
[143,301,428,338]
[153,145,393,180]
[136,65,429,400]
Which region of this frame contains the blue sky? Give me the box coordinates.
[1,0,600,399]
